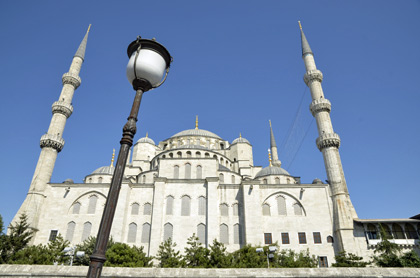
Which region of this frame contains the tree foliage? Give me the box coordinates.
[156,237,184,268]
[73,236,115,266]
[332,251,369,267]
[183,234,209,268]
[104,243,152,267]
[276,249,318,268]
[231,245,266,268]
[208,239,232,268]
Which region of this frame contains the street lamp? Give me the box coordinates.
[256,246,277,268]
[87,36,172,278]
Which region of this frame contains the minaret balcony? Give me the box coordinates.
[310,98,331,116]
[316,133,340,151]
[304,69,323,85]
[62,72,81,89]
[52,101,73,118]
[40,134,65,152]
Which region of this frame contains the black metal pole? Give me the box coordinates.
[87,88,144,278]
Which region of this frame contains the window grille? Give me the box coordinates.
[392,223,405,239]
[196,151,201,157]
[49,230,58,241]
[366,224,378,239]
[143,203,152,215]
[81,222,92,242]
[127,223,137,243]
[264,233,272,244]
[275,177,280,184]
[220,224,229,244]
[293,203,303,216]
[405,223,419,239]
[65,222,76,242]
[131,203,139,215]
[234,224,242,244]
[87,195,98,214]
[262,203,271,216]
[233,203,239,216]
[181,195,191,216]
[98,177,103,183]
[177,151,182,158]
[141,223,151,243]
[220,203,229,216]
[319,256,328,267]
[313,232,322,244]
[196,165,202,179]
[72,202,81,214]
[327,236,334,243]
[277,196,287,215]
[205,153,210,158]
[298,232,307,244]
[198,196,206,216]
[281,232,289,244]
[166,196,174,215]
[197,224,206,245]
[163,223,173,241]
[185,163,191,179]
[381,224,393,238]
[186,151,192,158]
[174,165,179,179]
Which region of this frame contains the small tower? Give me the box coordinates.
[12,26,91,236]
[299,22,358,253]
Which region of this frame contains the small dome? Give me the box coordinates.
[312,178,323,184]
[232,136,250,145]
[92,166,115,175]
[63,179,74,184]
[171,129,221,139]
[136,136,155,145]
[255,166,291,178]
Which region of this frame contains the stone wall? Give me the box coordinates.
[1,265,420,278]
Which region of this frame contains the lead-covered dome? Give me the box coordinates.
[255,166,291,178]
[232,136,250,145]
[137,136,155,145]
[171,129,221,139]
[92,166,115,175]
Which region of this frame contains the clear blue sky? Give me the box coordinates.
[1,1,419,228]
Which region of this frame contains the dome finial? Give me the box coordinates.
[195,115,198,130]
[239,132,242,138]
[146,132,148,138]
[110,149,115,167]
[268,149,272,167]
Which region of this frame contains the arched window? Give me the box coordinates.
[262,203,271,216]
[87,195,98,214]
[231,175,235,184]
[213,155,217,159]
[219,173,224,183]
[143,203,152,215]
[185,163,191,179]
[232,203,239,216]
[205,153,210,158]
[166,196,174,215]
[381,224,393,238]
[366,224,378,239]
[98,177,103,183]
[65,221,76,242]
[263,178,268,184]
[275,177,280,184]
[169,153,173,158]
[392,223,405,239]
[162,155,166,158]
[327,236,334,243]
[142,175,146,184]
[72,202,81,214]
[405,223,419,239]
[127,223,137,243]
[181,195,191,216]
[220,203,229,216]
[186,151,192,158]
[196,152,201,157]
[220,143,224,150]
[198,196,206,216]
[141,223,151,243]
[177,151,182,158]
[277,196,287,215]
[174,165,179,179]
[197,223,206,245]
[293,203,303,216]
[287,178,291,184]
[163,144,168,150]
[234,223,242,244]
[163,223,173,241]
[220,224,229,244]
[81,222,92,242]
[196,165,202,179]
[220,158,224,164]
[131,203,139,215]
[88,177,92,183]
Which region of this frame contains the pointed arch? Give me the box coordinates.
[127,223,137,243]
[197,223,206,245]
[81,222,92,242]
[198,196,206,216]
[220,203,229,216]
[262,203,271,216]
[196,165,202,179]
[141,223,151,243]
[293,203,303,216]
[131,203,140,215]
[166,195,174,215]
[87,195,98,214]
[277,195,287,216]
[220,224,229,244]
[185,163,191,179]
[163,223,173,241]
[181,195,191,216]
[174,165,179,179]
[233,223,242,244]
[65,221,76,242]
[72,202,81,214]
[143,203,152,215]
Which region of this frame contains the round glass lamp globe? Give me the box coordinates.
[126,49,167,87]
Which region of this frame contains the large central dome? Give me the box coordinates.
[171,128,222,139]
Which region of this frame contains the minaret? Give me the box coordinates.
[299,22,358,253]
[269,120,282,167]
[13,26,91,235]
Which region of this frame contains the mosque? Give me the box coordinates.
[11,25,420,267]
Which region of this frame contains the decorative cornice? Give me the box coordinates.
[304,69,323,85]
[309,98,331,116]
[316,133,340,151]
[62,72,81,89]
[52,101,73,118]
[40,134,65,152]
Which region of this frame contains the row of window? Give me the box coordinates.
[365,223,420,240]
[71,195,98,215]
[60,221,93,242]
[162,140,226,151]
[262,196,304,216]
[264,232,333,245]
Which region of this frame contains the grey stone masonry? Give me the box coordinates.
[1,265,420,278]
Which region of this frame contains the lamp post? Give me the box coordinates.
[87,36,172,278]
[256,246,277,268]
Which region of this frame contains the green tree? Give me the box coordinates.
[400,250,420,268]
[332,251,369,267]
[6,214,33,262]
[183,234,209,268]
[73,236,115,266]
[104,243,152,267]
[276,249,317,268]
[0,214,8,264]
[231,245,266,268]
[208,239,232,268]
[372,226,403,267]
[156,237,184,268]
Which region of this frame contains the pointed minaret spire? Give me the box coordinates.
[269,120,281,167]
[298,21,313,57]
[299,22,358,254]
[195,115,198,130]
[110,149,115,167]
[74,24,91,61]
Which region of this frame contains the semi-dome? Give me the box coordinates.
[312,178,323,184]
[232,135,250,145]
[136,136,155,145]
[255,166,291,178]
[171,129,221,139]
[92,166,115,175]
